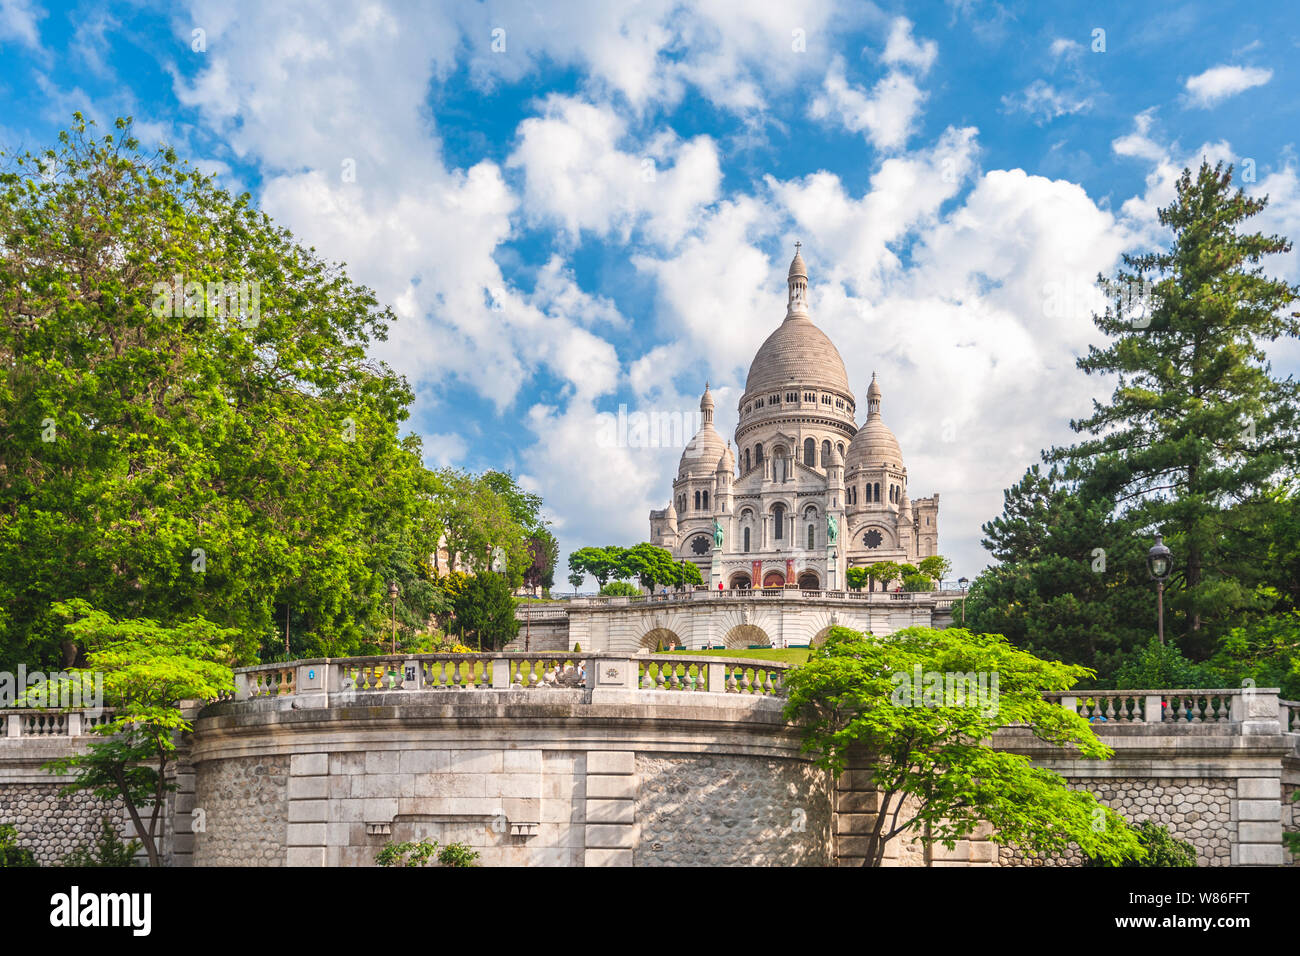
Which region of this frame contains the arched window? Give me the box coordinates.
[837,442,845,459]
[702,489,709,510]
[807,524,815,549]
[744,449,751,472]
[821,439,830,466]
[695,490,701,510]
[803,437,815,464]
[743,527,751,553]
[874,482,880,502]
[773,503,785,540]
[755,443,763,463]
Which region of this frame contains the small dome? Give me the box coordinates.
[665,498,678,519]
[716,442,735,474]
[846,418,903,470]
[678,424,726,478]
[826,442,843,467]
[700,383,715,411]
[867,372,882,400]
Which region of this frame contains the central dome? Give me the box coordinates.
[744,316,852,395]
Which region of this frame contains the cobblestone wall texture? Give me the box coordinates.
[634,752,830,866]
[0,783,124,866]
[996,777,1234,867]
[193,755,288,866]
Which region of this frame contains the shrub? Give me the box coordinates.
[62,817,140,867]
[438,842,480,867]
[0,824,36,867]
[1084,820,1197,867]
[598,580,639,597]
[376,839,480,867]
[573,643,581,652]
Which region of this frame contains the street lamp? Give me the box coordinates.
[1146,534,1172,645]
[388,581,399,654]
[957,576,969,626]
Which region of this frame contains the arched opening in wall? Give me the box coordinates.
[640,628,683,651]
[798,571,820,589]
[803,437,815,464]
[728,572,751,589]
[762,570,785,587]
[743,527,751,553]
[754,443,763,464]
[744,449,751,472]
[724,624,770,649]
[772,503,785,539]
[821,439,830,466]
[810,625,840,647]
[806,524,815,549]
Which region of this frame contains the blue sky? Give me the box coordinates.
[3,0,1298,583]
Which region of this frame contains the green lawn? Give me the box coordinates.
[663,647,810,665]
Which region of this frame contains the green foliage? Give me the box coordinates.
[901,573,933,592]
[376,840,439,867]
[846,567,867,591]
[437,842,480,867]
[1084,820,1197,867]
[0,824,36,867]
[917,555,952,583]
[782,625,1142,867]
[1046,161,1300,658]
[1208,610,1300,700]
[1287,794,1300,857]
[62,816,140,867]
[965,465,1154,680]
[375,839,479,867]
[599,580,639,597]
[523,528,559,594]
[1114,637,1215,690]
[865,561,901,591]
[567,570,584,594]
[450,572,519,651]
[0,115,454,665]
[573,643,581,652]
[40,600,236,867]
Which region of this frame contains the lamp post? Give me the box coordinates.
[1146,534,1172,645]
[957,576,969,626]
[388,581,399,655]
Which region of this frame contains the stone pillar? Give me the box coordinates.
[286,752,329,866]
[584,751,637,866]
[1233,776,1284,866]
[170,762,198,867]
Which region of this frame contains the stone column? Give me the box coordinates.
[584,751,637,866]
[286,752,329,866]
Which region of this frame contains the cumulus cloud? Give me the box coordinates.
[810,57,928,151]
[1184,64,1273,108]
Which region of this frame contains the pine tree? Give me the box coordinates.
[1048,160,1300,655]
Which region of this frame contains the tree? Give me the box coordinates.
[62,816,141,867]
[782,625,1142,867]
[917,555,952,585]
[567,570,583,595]
[866,561,901,592]
[523,529,559,596]
[964,465,1159,679]
[846,567,867,591]
[0,115,449,665]
[450,572,519,651]
[568,547,624,588]
[40,600,237,867]
[0,824,36,867]
[429,469,531,589]
[621,543,679,593]
[1047,160,1300,656]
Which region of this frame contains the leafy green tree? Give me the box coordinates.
[782,625,1142,867]
[846,567,867,591]
[40,600,236,867]
[0,115,444,665]
[917,555,952,585]
[568,547,624,588]
[865,561,901,592]
[1114,636,1216,690]
[1047,160,1300,656]
[450,572,519,651]
[523,529,559,596]
[567,570,584,595]
[965,465,1157,680]
[902,573,933,592]
[621,543,679,593]
[429,469,531,589]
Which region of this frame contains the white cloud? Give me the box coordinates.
[1049,37,1082,60]
[506,95,721,245]
[0,0,44,51]
[1184,64,1273,108]
[1001,79,1093,124]
[883,16,937,73]
[810,56,928,151]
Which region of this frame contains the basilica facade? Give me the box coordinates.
[649,249,939,590]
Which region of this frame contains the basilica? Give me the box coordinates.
[649,248,939,591]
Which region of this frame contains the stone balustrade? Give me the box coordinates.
[566,587,956,607]
[1049,688,1284,726]
[1,708,114,738]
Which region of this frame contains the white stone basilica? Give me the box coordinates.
[649,248,939,591]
